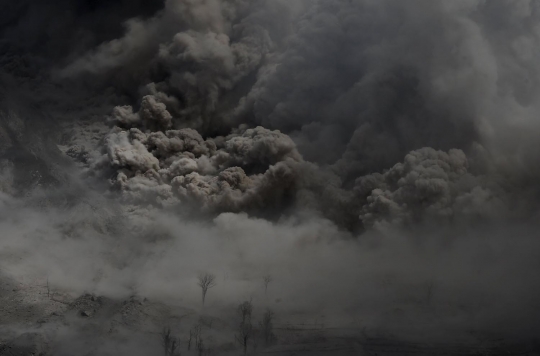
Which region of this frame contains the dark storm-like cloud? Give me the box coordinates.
[0,0,164,61]
[52,0,540,228]
[235,0,540,178]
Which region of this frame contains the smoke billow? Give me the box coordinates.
[56,0,540,229]
[2,0,540,353]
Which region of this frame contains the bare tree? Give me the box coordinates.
[260,309,276,346]
[263,275,273,295]
[188,323,202,351]
[235,299,254,355]
[235,321,253,356]
[197,273,216,306]
[161,327,179,356]
[46,276,50,299]
[196,335,204,356]
[238,299,253,324]
[170,340,178,356]
[187,329,193,351]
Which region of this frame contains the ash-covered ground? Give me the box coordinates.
[2,0,540,355]
[1,271,539,356]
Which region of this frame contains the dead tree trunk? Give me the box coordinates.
[197,273,216,306]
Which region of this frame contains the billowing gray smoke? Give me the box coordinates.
[2,0,540,352]
[99,124,303,212]
[59,0,540,230]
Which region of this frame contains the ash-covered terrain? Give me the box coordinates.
[2,0,540,355]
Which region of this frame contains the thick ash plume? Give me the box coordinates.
[356,147,508,228]
[52,0,540,229]
[97,122,305,213]
[60,0,299,129]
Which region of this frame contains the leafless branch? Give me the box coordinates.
[263,275,273,295]
[197,273,216,305]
